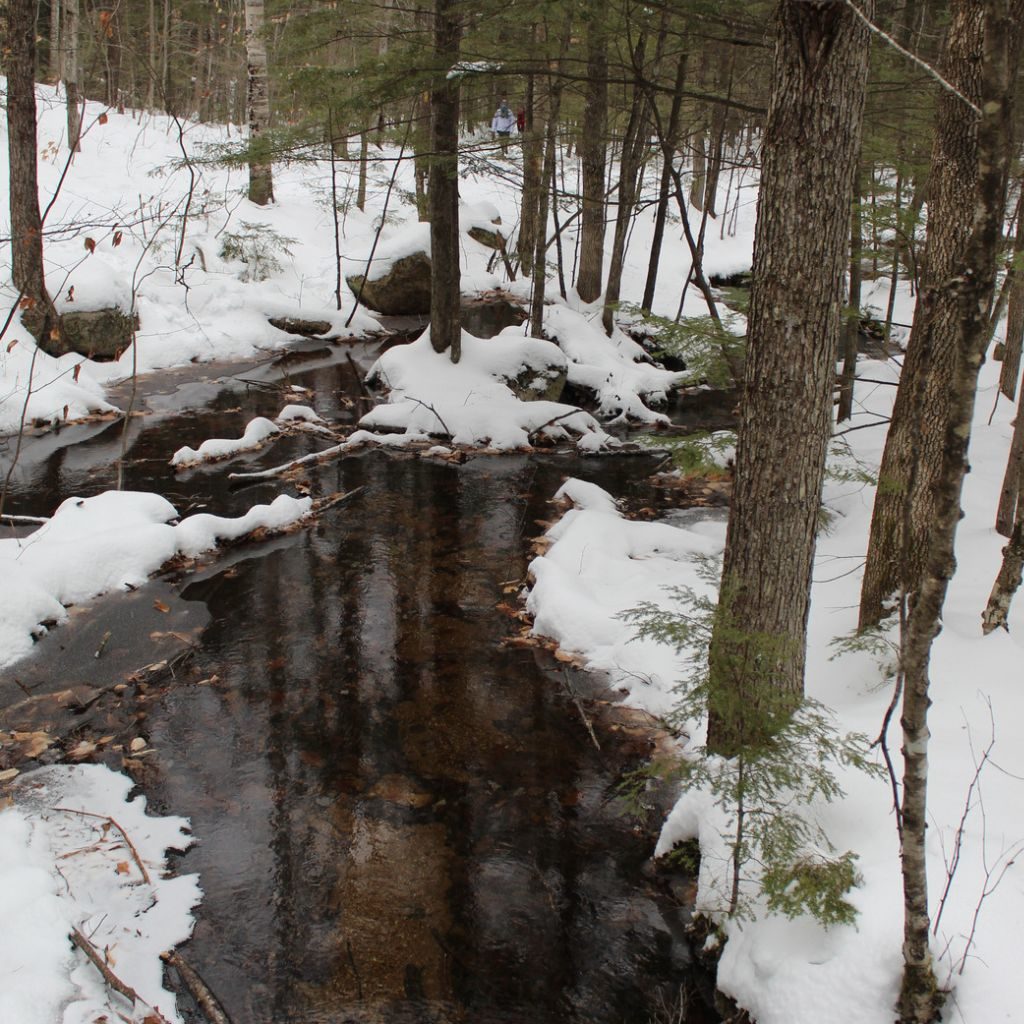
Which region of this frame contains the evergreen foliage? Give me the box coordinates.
[622,565,882,928]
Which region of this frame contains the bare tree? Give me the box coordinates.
[894,6,1021,1019]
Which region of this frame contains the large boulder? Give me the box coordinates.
[346,251,432,316]
[23,306,138,360]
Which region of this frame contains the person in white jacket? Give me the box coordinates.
[491,98,516,151]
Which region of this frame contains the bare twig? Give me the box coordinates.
[50,807,152,884]
[871,595,906,839]
[405,395,452,437]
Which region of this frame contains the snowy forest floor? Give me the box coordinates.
[0,85,1022,1024]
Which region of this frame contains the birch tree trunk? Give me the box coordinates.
[896,6,1020,1019]
[244,0,274,206]
[706,0,872,755]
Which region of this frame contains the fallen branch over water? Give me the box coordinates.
[162,949,235,1024]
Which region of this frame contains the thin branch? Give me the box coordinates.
[843,0,982,117]
[70,926,168,1022]
[50,807,151,884]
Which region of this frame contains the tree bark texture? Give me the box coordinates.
[838,179,864,423]
[244,0,274,205]
[48,0,61,81]
[998,198,1024,399]
[706,0,871,755]
[518,64,542,275]
[6,0,48,297]
[64,0,81,152]
[896,7,1020,1020]
[574,0,607,304]
[859,1,986,628]
[982,514,1024,633]
[428,0,461,362]
[602,36,650,336]
[642,51,687,314]
[530,32,569,339]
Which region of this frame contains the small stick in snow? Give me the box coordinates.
[70,926,169,1022]
[526,410,584,446]
[405,396,453,437]
[50,807,152,884]
[161,949,235,1024]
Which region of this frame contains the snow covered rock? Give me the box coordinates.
[347,250,433,315]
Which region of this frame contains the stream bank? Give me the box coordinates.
[1,334,728,1024]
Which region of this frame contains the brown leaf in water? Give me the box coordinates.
[152,599,170,613]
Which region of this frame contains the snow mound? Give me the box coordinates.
[0,490,312,668]
[362,328,612,451]
[3,763,200,1024]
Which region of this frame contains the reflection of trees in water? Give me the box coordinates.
[146,454,689,1023]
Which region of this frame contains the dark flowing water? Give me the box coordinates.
[1,338,715,1024]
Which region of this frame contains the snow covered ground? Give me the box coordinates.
[1,764,201,1024]
[7,76,1007,1024]
[526,297,1024,1022]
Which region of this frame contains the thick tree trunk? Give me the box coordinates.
[896,9,1020,1020]
[574,0,607,304]
[244,0,274,205]
[859,2,986,628]
[5,0,63,351]
[63,0,81,152]
[706,0,871,755]
[428,0,461,362]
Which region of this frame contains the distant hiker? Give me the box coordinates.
[491,99,515,151]
[516,107,526,133]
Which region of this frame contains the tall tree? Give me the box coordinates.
[63,0,81,152]
[574,0,608,303]
[859,0,995,628]
[4,0,63,351]
[244,0,274,205]
[706,0,872,755]
[428,0,462,362]
[894,6,1021,1019]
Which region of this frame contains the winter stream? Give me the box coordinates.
[0,332,721,1024]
